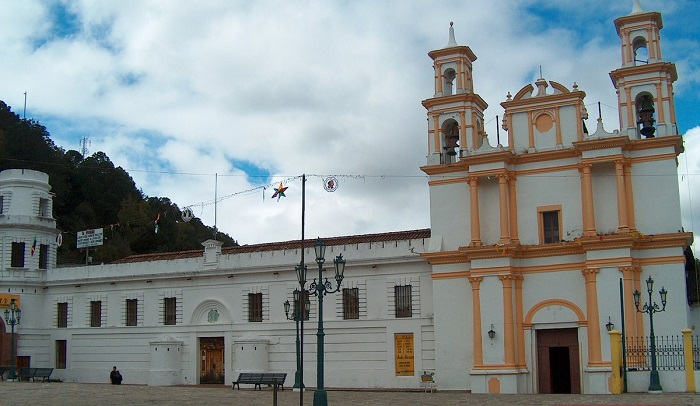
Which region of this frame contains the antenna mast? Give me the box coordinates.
[80,136,91,157]
[23,91,27,120]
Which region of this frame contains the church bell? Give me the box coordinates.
[637,95,656,138]
[444,124,459,156]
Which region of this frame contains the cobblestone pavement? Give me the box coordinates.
[1,382,699,406]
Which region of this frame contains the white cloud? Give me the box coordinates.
[0,0,698,247]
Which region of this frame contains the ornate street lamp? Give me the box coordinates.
[309,238,346,406]
[633,276,667,392]
[284,289,303,390]
[4,298,21,380]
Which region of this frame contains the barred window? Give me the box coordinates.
[11,242,25,267]
[56,340,67,369]
[395,285,412,318]
[90,301,102,327]
[39,244,49,270]
[57,302,68,328]
[164,297,177,325]
[248,293,263,322]
[126,299,138,326]
[343,288,359,319]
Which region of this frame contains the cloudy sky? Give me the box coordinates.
[1,0,699,252]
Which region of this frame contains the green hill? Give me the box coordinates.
[0,100,237,265]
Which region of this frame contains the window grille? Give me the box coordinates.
[395,285,413,318]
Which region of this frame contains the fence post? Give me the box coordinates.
[682,328,695,393]
[609,330,623,394]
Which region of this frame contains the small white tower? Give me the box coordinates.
[0,169,58,275]
[609,0,678,138]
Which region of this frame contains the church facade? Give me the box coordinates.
[1,2,697,394]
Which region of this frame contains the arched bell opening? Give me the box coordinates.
[632,36,649,65]
[441,119,460,163]
[443,69,456,96]
[635,93,656,138]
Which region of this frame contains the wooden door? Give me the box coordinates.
[199,337,224,384]
[536,328,580,394]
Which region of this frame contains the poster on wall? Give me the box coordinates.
[394,333,414,376]
[0,294,20,309]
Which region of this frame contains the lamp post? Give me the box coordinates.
[284,289,303,390]
[284,264,309,406]
[4,298,21,380]
[309,238,346,406]
[633,276,667,392]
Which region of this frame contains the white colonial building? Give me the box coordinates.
[0,1,697,394]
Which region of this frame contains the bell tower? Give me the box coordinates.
[422,23,488,165]
[609,0,678,138]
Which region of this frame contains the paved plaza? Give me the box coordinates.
[0,381,699,406]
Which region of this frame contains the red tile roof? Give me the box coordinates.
[111,229,431,264]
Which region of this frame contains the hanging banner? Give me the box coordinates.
[394,333,415,376]
[76,228,104,248]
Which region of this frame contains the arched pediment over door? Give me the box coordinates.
[190,299,232,325]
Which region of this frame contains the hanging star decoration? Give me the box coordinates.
[271,182,288,201]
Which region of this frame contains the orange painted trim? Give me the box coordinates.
[537,204,562,244]
[432,271,471,280]
[469,177,482,246]
[498,175,510,243]
[582,268,602,364]
[421,93,489,110]
[508,176,519,243]
[625,87,634,131]
[471,364,521,371]
[527,111,534,149]
[433,114,440,156]
[427,176,469,186]
[420,162,468,176]
[436,62,443,94]
[421,251,469,266]
[524,298,586,326]
[503,88,585,108]
[499,275,516,365]
[610,62,678,84]
[555,106,563,145]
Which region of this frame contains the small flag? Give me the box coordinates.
[31,236,37,256]
[155,213,161,234]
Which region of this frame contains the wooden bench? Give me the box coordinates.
[232,372,286,391]
[18,367,54,382]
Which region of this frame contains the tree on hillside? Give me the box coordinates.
[0,100,237,264]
